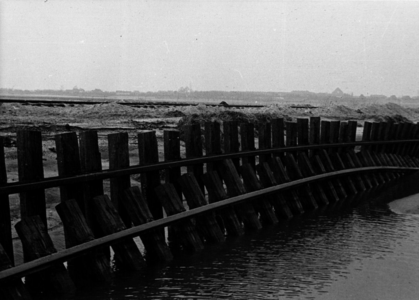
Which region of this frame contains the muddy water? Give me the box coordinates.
[61,197,419,300]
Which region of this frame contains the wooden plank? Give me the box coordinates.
[309,116,321,146]
[312,155,341,203]
[15,216,75,296]
[0,138,12,265]
[241,164,278,225]
[205,122,223,176]
[326,152,359,196]
[179,173,226,243]
[108,132,131,227]
[16,131,46,227]
[55,199,111,286]
[297,118,309,157]
[258,122,272,163]
[79,131,104,231]
[55,133,84,211]
[123,186,173,263]
[240,123,256,169]
[285,122,297,148]
[272,118,285,158]
[256,163,293,219]
[362,122,373,152]
[155,183,204,253]
[164,129,182,196]
[0,243,32,300]
[202,171,244,236]
[92,195,145,270]
[284,154,318,210]
[221,159,262,230]
[184,124,204,191]
[268,157,305,214]
[329,121,340,154]
[338,121,348,153]
[138,130,163,234]
[223,121,240,171]
[320,120,331,145]
[297,152,329,206]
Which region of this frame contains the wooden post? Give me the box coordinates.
[16,131,46,227]
[362,122,373,152]
[108,132,131,227]
[285,122,297,148]
[123,186,173,263]
[297,152,329,206]
[205,122,223,176]
[284,154,318,210]
[297,118,309,155]
[258,122,272,163]
[55,133,85,224]
[268,157,305,214]
[155,183,204,253]
[240,123,256,169]
[0,138,12,265]
[55,199,111,286]
[272,118,285,158]
[164,130,182,195]
[224,121,240,171]
[309,117,321,157]
[79,131,105,227]
[92,195,145,270]
[329,121,340,154]
[184,124,204,191]
[15,216,75,296]
[202,171,244,236]
[221,159,262,230]
[0,243,32,300]
[179,173,226,243]
[241,164,278,225]
[256,162,293,219]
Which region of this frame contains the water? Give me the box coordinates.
[65,198,419,300]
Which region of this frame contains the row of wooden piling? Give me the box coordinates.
[1,118,419,299]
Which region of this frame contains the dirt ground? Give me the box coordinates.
[2,100,419,250]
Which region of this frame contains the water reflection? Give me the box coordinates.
[64,201,419,300]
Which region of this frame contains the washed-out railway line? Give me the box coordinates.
[0,117,419,299]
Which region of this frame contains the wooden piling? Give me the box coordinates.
[0,138,12,265]
[202,171,244,236]
[179,173,226,243]
[268,157,305,214]
[224,121,240,171]
[258,122,272,163]
[272,118,285,158]
[155,183,204,253]
[17,131,46,227]
[123,186,173,263]
[241,164,278,225]
[309,117,321,157]
[55,199,111,286]
[92,195,145,270]
[138,130,163,235]
[285,122,297,148]
[184,124,205,191]
[221,159,262,230]
[205,122,223,176]
[164,130,182,196]
[0,243,32,300]
[108,132,131,227]
[239,122,256,169]
[256,162,293,219]
[15,216,75,296]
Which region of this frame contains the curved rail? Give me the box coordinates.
[1,139,418,196]
[0,165,417,282]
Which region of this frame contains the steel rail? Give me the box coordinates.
[0,165,417,282]
[1,139,418,195]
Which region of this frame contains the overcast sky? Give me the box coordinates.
[1,0,418,96]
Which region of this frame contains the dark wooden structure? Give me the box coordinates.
[1,118,419,297]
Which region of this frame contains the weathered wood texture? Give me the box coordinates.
[0,243,32,300]
[179,173,226,243]
[155,183,204,253]
[16,131,46,227]
[0,138,12,264]
[123,186,173,263]
[15,216,75,296]
[184,124,204,191]
[92,195,145,270]
[108,132,131,227]
[55,199,111,286]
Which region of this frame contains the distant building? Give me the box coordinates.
[331,88,344,97]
